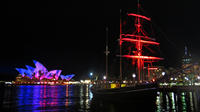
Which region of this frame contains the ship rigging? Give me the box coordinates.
[119,1,163,82]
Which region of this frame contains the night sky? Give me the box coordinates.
[2,0,200,80]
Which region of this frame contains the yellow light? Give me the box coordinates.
[121,84,126,87]
[111,83,117,88]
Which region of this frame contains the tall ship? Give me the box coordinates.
[92,1,163,101]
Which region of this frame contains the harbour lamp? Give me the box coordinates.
[132,73,136,78]
[90,73,93,76]
[132,73,136,83]
[103,76,106,80]
[162,72,165,76]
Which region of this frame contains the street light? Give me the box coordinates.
[162,72,165,76]
[89,72,93,84]
[90,72,93,76]
[103,76,106,80]
[132,73,136,78]
[132,73,136,83]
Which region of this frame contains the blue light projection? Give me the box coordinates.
[25,65,34,79]
[25,65,35,73]
[33,60,48,72]
[15,60,75,81]
[15,68,28,77]
[60,74,75,81]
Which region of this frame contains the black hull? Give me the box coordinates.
[91,83,157,102]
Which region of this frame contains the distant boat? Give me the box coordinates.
[92,1,163,102]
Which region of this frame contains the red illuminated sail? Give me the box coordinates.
[128,13,151,21]
[122,55,163,60]
[119,3,163,81]
[121,38,160,45]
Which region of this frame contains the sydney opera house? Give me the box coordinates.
[15,60,75,85]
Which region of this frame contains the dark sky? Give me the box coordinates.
[2,0,200,80]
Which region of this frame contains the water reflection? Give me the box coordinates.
[156,91,200,112]
[16,85,92,112]
[90,99,157,112]
[17,86,63,111]
[0,85,200,112]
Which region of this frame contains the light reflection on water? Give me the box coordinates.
[156,91,200,112]
[16,85,92,112]
[0,85,200,112]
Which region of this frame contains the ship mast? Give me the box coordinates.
[119,1,163,82]
[105,27,110,80]
[120,9,122,81]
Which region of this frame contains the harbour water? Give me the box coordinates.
[0,85,199,112]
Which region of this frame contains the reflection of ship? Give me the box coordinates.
[92,1,163,101]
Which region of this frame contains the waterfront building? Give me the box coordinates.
[180,45,200,83]
[182,45,192,69]
[15,60,75,84]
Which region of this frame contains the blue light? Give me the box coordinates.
[15,68,27,77]
[60,74,75,81]
[25,65,35,73]
[16,85,72,111]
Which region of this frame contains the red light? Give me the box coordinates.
[120,5,163,82]
[122,55,163,60]
[121,38,160,45]
[121,34,151,40]
[128,13,151,21]
[148,67,158,70]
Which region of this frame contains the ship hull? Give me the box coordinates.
[91,83,157,102]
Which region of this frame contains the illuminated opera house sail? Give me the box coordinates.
[15,60,75,82]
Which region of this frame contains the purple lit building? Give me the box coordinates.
[15,60,75,81]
